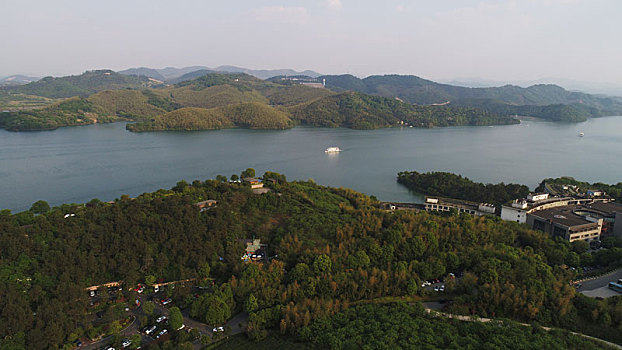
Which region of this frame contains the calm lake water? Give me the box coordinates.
[1,117,622,212]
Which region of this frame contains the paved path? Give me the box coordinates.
[424,308,622,349]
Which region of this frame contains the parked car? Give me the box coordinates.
[156,316,167,323]
[121,339,131,348]
[161,297,172,305]
[145,325,157,335]
[212,326,224,332]
[156,329,168,339]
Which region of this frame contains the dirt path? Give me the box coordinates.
[424,308,622,349]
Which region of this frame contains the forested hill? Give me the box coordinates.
[1,72,516,131]
[397,171,530,207]
[2,173,622,349]
[320,74,622,120]
[1,70,163,98]
[288,91,517,129]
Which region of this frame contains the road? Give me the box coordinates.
[576,268,622,296]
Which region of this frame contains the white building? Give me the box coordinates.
[527,193,549,202]
[501,200,529,223]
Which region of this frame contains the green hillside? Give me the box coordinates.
[86,90,166,119]
[451,98,602,122]
[163,84,269,109]
[0,97,115,131]
[1,72,517,131]
[289,91,517,129]
[321,74,622,119]
[222,102,293,129]
[3,175,622,349]
[261,84,335,106]
[126,107,233,131]
[127,102,293,132]
[117,67,166,81]
[3,70,161,98]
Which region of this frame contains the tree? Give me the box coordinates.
[169,307,184,330]
[107,320,122,335]
[143,301,155,316]
[189,328,200,341]
[172,180,189,192]
[241,168,255,178]
[204,297,230,325]
[129,333,141,349]
[145,275,156,286]
[215,175,227,183]
[87,198,103,207]
[230,174,239,182]
[313,254,332,274]
[30,200,50,214]
[245,294,258,313]
[198,263,211,279]
[571,240,589,254]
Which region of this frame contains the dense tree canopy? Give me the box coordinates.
[0,172,620,349]
[397,171,530,207]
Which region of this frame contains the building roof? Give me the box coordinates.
[530,206,599,228]
[583,201,622,215]
[194,200,217,206]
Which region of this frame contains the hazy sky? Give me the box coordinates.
[2,0,621,83]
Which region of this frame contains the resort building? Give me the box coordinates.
[526,206,603,242]
[194,200,217,212]
[424,197,496,216]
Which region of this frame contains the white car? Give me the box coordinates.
[434,286,439,292]
[156,329,168,339]
[145,325,157,335]
[122,339,131,348]
[156,316,167,323]
[439,285,445,292]
[212,326,224,332]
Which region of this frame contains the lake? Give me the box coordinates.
[1,117,621,212]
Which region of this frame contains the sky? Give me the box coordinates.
[2,0,622,84]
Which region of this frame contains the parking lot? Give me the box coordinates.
[78,283,249,350]
[576,268,622,298]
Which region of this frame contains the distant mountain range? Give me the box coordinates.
[118,65,322,81]
[442,77,622,97]
[2,67,622,129]
[0,75,41,86]
[0,70,162,99]
[0,72,515,131]
[318,74,622,120]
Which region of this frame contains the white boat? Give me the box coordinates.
[325,146,341,153]
[579,132,584,137]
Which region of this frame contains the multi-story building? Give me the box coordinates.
[527,206,603,242]
[424,197,496,216]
